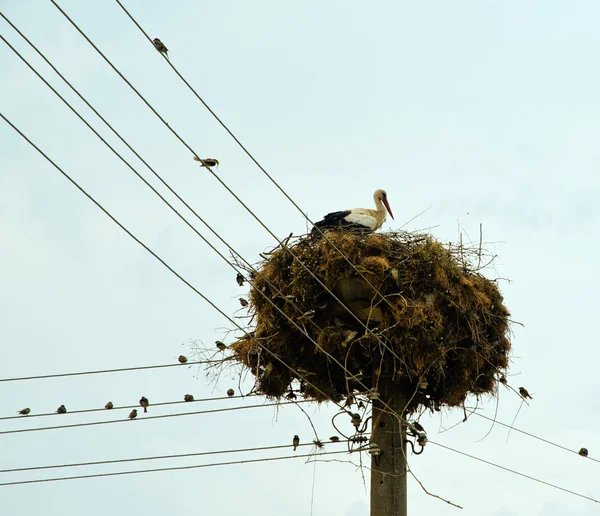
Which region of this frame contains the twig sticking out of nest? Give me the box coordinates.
[231,230,511,414]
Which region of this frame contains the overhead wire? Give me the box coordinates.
[0,360,208,383]
[0,400,310,437]
[469,411,600,465]
[429,440,600,504]
[0,440,347,474]
[0,394,252,422]
[0,450,348,487]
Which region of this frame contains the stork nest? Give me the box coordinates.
[231,230,511,413]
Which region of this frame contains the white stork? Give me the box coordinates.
[313,189,394,232]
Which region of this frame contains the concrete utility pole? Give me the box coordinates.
[370,370,408,516]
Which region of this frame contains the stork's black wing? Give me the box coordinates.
[314,210,352,228]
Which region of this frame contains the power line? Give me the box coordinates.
[0,400,310,436]
[469,411,600,465]
[0,394,251,422]
[0,440,347,474]
[429,440,600,504]
[0,450,348,487]
[0,360,208,384]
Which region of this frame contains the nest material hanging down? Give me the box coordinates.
[231,230,511,414]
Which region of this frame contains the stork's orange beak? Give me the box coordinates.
[383,198,394,220]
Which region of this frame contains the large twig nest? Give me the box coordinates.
[232,231,511,413]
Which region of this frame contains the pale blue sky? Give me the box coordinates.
[1,1,600,515]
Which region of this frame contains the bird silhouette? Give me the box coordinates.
[18,408,31,416]
[56,405,67,414]
[412,421,425,433]
[579,448,589,457]
[293,435,300,451]
[139,397,149,413]
[193,156,219,168]
[105,402,114,410]
[216,341,227,351]
[153,38,169,58]
[227,388,235,397]
[239,298,249,307]
[178,355,188,364]
[184,394,194,402]
[236,273,245,287]
[128,409,138,420]
[519,387,533,399]
[329,436,340,442]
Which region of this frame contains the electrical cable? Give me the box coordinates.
[0,400,310,436]
[429,440,600,504]
[0,360,208,384]
[0,439,347,474]
[0,394,251,422]
[469,411,600,464]
[0,450,348,487]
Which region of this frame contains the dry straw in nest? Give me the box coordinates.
[232,230,511,414]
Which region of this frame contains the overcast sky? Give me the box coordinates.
[1,1,600,515]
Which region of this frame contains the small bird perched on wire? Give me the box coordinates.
[18,408,31,416]
[105,401,114,410]
[193,156,220,168]
[499,375,508,385]
[239,298,249,307]
[519,387,533,399]
[293,435,300,451]
[56,405,67,414]
[184,394,194,402]
[216,341,227,351]
[139,396,149,413]
[579,448,589,457]
[236,273,245,287]
[153,38,169,59]
[412,421,425,433]
[178,355,188,364]
[329,435,340,443]
[128,409,138,420]
[227,388,235,397]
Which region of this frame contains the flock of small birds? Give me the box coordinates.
[16,356,239,420]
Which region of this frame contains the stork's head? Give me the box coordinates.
[374,189,394,220]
